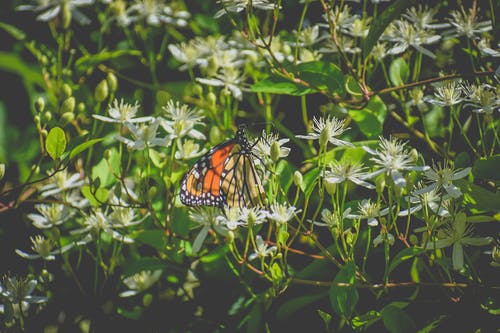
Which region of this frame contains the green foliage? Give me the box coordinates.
[0,0,498,332]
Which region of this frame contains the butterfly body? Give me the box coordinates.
[180,126,266,208]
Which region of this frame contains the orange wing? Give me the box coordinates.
[180,140,237,207]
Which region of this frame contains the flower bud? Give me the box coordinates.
[77,102,86,114]
[192,83,203,96]
[293,171,303,188]
[209,126,222,145]
[60,96,75,114]
[43,111,52,122]
[40,269,53,284]
[143,293,153,307]
[409,148,419,164]
[104,149,112,160]
[319,126,331,151]
[34,114,41,125]
[106,72,118,93]
[207,92,217,107]
[0,163,5,180]
[270,141,281,163]
[62,1,72,29]
[94,80,109,102]
[62,83,72,98]
[41,129,48,137]
[147,186,157,201]
[226,230,235,243]
[409,234,418,245]
[35,97,45,113]
[61,111,75,126]
[324,180,336,196]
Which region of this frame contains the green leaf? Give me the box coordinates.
[91,147,120,187]
[117,306,143,320]
[362,0,417,59]
[329,261,358,319]
[294,61,346,96]
[271,262,283,281]
[303,168,320,198]
[45,127,67,160]
[317,310,333,331]
[388,247,424,275]
[0,22,26,40]
[472,155,500,181]
[81,185,109,207]
[251,75,315,96]
[75,50,141,72]
[246,301,263,333]
[389,57,409,86]
[423,104,446,138]
[459,180,500,212]
[346,76,363,96]
[276,293,326,321]
[251,61,346,96]
[69,138,104,160]
[349,96,387,138]
[134,230,167,251]
[381,305,416,333]
[352,310,381,329]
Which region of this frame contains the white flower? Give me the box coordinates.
[347,199,390,227]
[216,206,245,230]
[266,203,300,225]
[40,169,85,198]
[17,0,94,25]
[215,0,276,19]
[71,208,146,244]
[296,116,353,148]
[324,160,375,189]
[319,35,361,54]
[341,17,371,39]
[310,208,350,228]
[0,275,47,314]
[160,100,205,141]
[189,207,227,254]
[413,161,471,199]
[16,235,73,261]
[196,67,246,101]
[425,212,492,270]
[373,232,395,247]
[399,184,450,217]
[363,137,429,188]
[461,82,500,114]
[253,131,290,167]
[27,203,75,229]
[384,19,441,59]
[168,40,209,70]
[445,7,492,40]
[403,5,450,30]
[248,235,277,261]
[423,80,464,107]
[126,0,190,27]
[174,139,207,160]
[120,270,162,297]
[93,99,153,124]
[116,118,167,150]
[239,207,268,227]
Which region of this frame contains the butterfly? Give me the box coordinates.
[179,125,267,208]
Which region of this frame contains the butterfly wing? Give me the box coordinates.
[221,146,267,208]
[180,140,237,207]
[180,126,267,208]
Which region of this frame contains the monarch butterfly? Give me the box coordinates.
[179,125,267,208]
